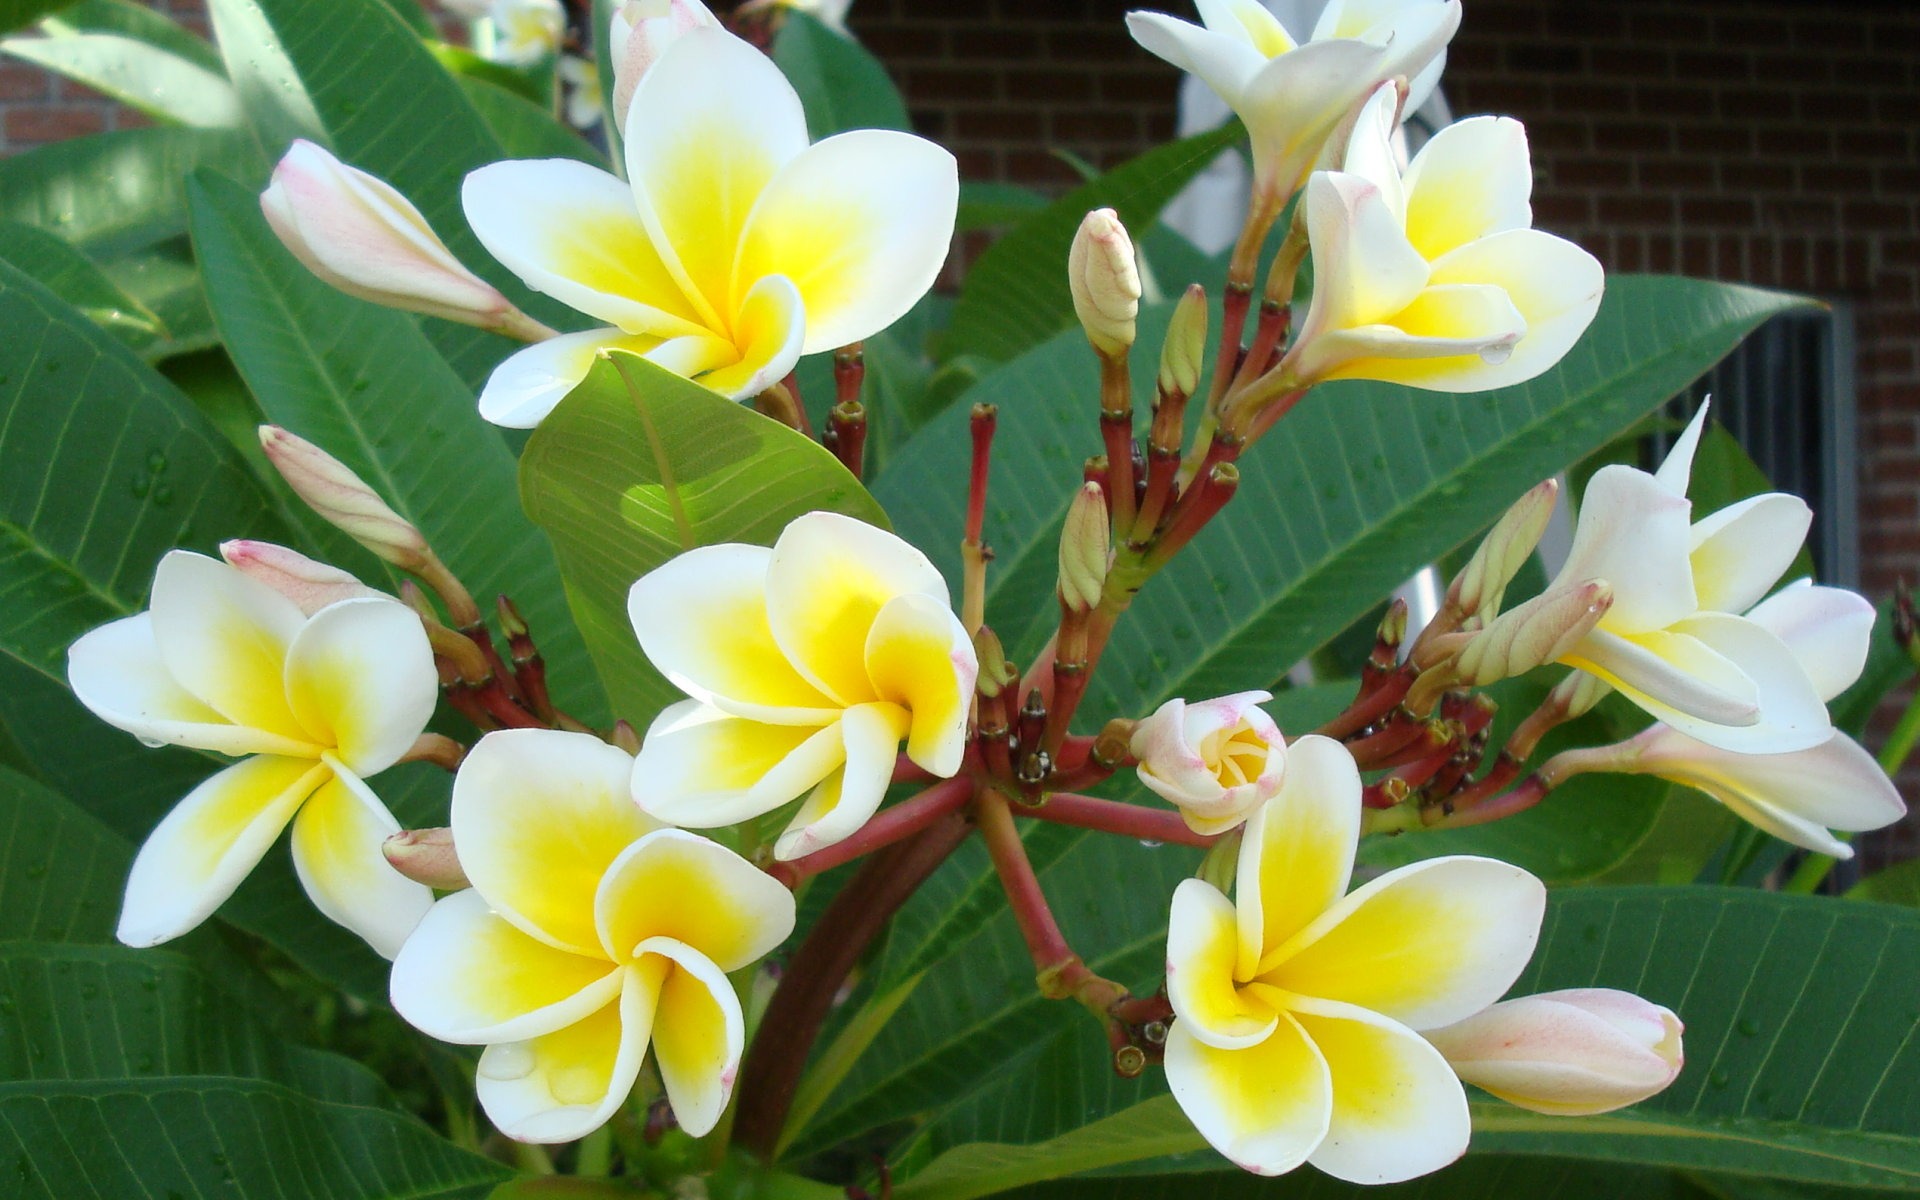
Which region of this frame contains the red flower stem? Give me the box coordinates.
[1015,792,1217,849]
[893,752,939,784]
[834,342,865,407]
[766,777,974,888]
[962,404,997,636]
[975,792,1126,1010]
[1427,771,1551,829]
[1207,283,1253,414]
[1314,667,1414,741]
[829,400,868,482]
[1099,357,1137,535]
[1344,715,1428,767]
[460,621,524,702]
[732,813,974,1162]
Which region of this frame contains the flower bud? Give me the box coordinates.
[382,828,471,891]
[219,540,384,615]
[259,426,431,571]
[1059,482,1110,614]
[1130,691,1284,835]
[260,140,513,327]
[1456,580,1613,687]
[1158,283,1208,399]
[1425,988,1683,1117]
[608,0,717,132]
[1449,479,1558,623]
[1068,208,1140,358]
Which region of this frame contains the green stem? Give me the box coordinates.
[573,1126,613,1177]
[1783,688,1920,894]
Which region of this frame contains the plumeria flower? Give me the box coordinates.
[66,551,436,956]
[483,0,565,66]
[557,56,603,130]
[1164,735,1545,1182]
[1553,581,1903,856]
[1127,0,1460,207]
[628,511,976,861]
[1131,691,1285,835]
[1282,81,1605,392]
[1543,405,1832,754]
[461,24,957,426]
[1425,988,1684,1117]
[391,729,795,1142]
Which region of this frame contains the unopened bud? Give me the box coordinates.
[1449,479,1559,623]
[1456,580,1612,686]
[1157,283,1208,399]
[1059,483,1111,614]
[608,0,718,131]
[382,827,470,891]
[1068,208,1140,358]
[1132,692,1285,835]
[219,540,384,615]
[1551,669,1612,720]
[261,140,516,329]
[1426,989,1683,1116]
[973,627,1012,699]
[259,426,430,571]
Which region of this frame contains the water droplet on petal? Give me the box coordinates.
[479,1041,536,1081]
[1478,339,1517,366]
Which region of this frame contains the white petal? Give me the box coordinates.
[462,159,709,337]
[1652,403,1710,497]
[1163,1013,1332,1176]
[283,597,437,777]
[1564,626,1761,730]
[68,613,316,759]
[736,130,957,353]
[765,512,949,706]
[772,701,908,861]
[624,26,809,325]
[1402,116,1533,259]
[1668,612,1831,753]
[1337,83,1406,215]
[1554,464,1697,633]
[452,729,659,956]
[476,963,655,1143]
[1197,0,1297,54]
[633,701,845,828]
[392,888,625,1043]
[1420,229,1605,390]
[626,543,839,721]
[289,768,431,957]
[149,550,310,743]
[117,756,327,948]
[1263,856,1545,1030]
[690,273,806,400]
[1688,493,1812,614]
[1125,12,1264,107]
[478,328,662,429]
[1237,734,1359,980]
[636,937,745,1138]
[1292,171,1428,379]
[595,829,796,971]
[863,592,976,777]
[1293,997,1471,1185]
[1167,879,1278,1050]
[1237,39,1393,196]
[1637,728,1904,855]
[1745,582,1875,702]
[1307,282,1529,390]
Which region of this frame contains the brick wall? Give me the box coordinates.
[0,1,206,151]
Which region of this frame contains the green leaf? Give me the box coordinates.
[949,1161,1728,1200]
[431,39,547,103]
[0,767,131,944]
[0,125,260,257]
[519,354,888,728]
[0,217,163,347]
[40,0,221,71]
[458,71,602,163]
[940,123,1243,363]
[98,235,220,358]
[0,0,72,35]
[1,30,241,125]
[185,169,600,721]
[772,11,909,140]
[206,0,571,389]
[1847,859,1920,907]
[956,181,1048,233]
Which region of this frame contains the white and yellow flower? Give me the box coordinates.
[66,551,437,956]
[1425,988,1684,1117]
[390,729,795,1142]
[1566,580,1903,856]
[1164,735,1545,1181]
[1127,0,1460,206]
[482,0,565,66]
[1130,691,1285,835]
[1284,81,1605,392]
[461,24,957,426]
[628,511,976,861]
[1546,406,1832,754]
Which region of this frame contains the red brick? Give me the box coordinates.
[1588,45,1673,81]
[0,63,47,102]
[3,106,106,142]
[1640,158,1716,191]
[1599,195,1676,226]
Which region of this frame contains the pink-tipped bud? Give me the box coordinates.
[219,540,384,616]
[1450,479,1559,623]
[261,140,512,327]
[1059,482,1110,615]
[1456,580,1613,686]
[1425,989,1684,1117]
[1068,208,1141,358]
[259,426,431,571]
[1158,283,1208,399]
[382,828,470,891]
[1130,692,1284,835]
[608,0,718,132]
